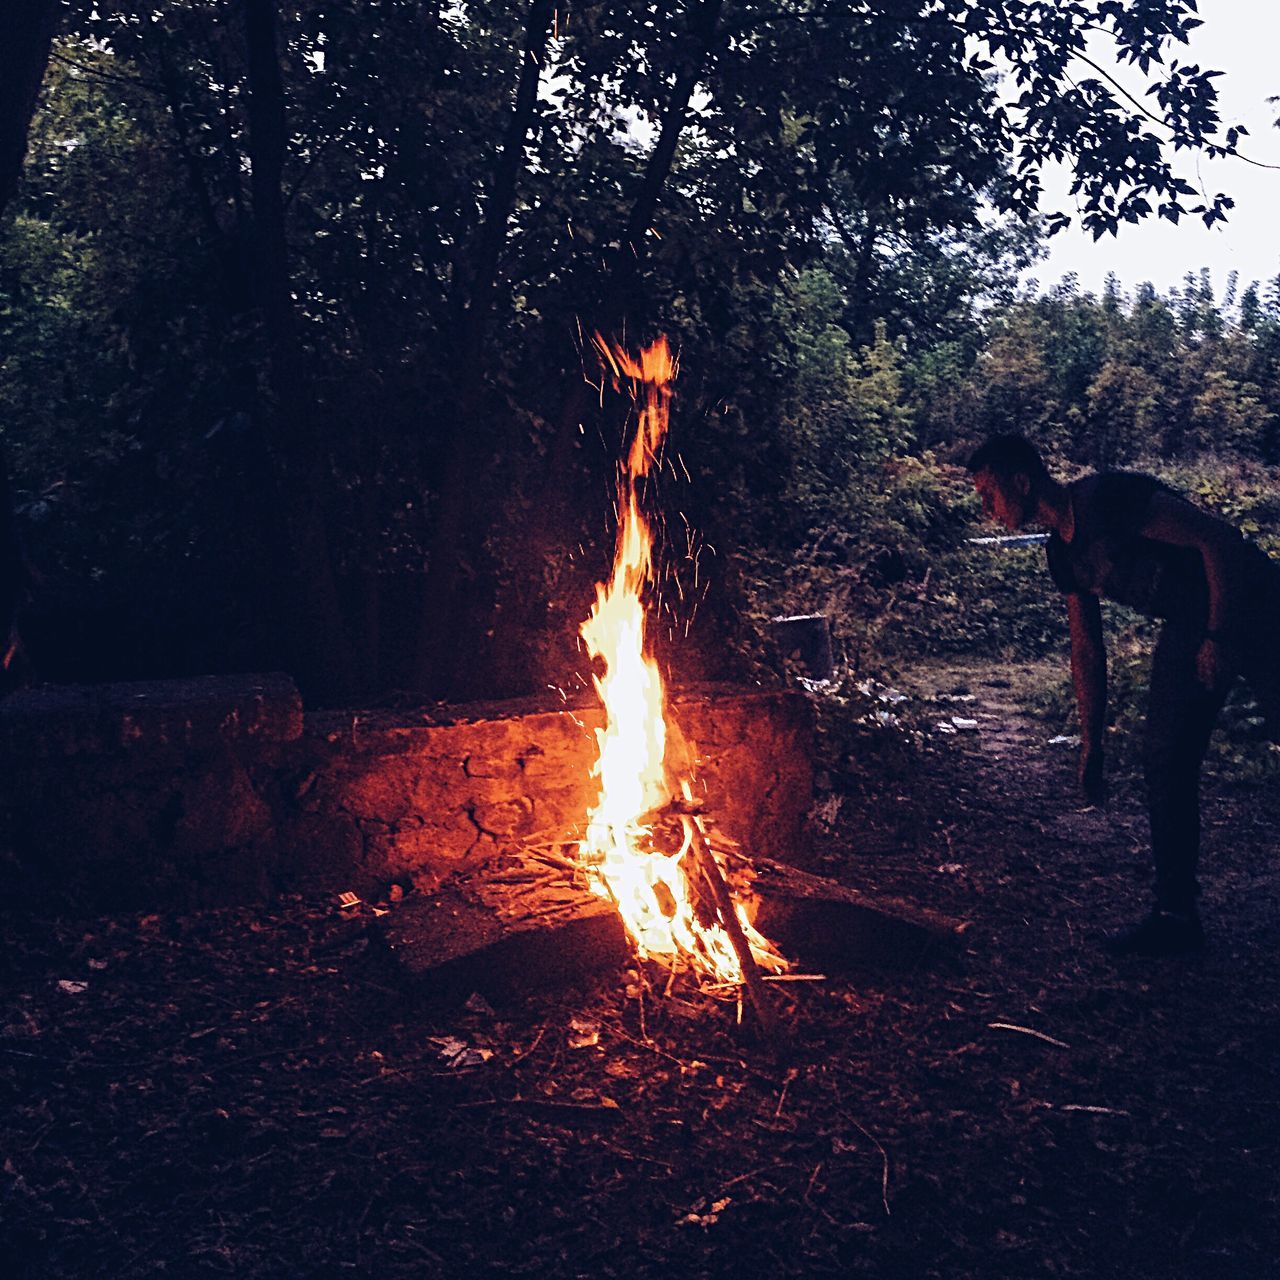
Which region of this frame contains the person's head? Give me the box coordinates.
[966,434,1051,531]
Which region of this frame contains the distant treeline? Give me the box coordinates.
[917,269,1280,468]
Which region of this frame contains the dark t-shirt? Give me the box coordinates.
[1045,473,1208,620]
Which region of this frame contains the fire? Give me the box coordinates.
[578,336,784,988]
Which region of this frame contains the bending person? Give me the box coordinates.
[968,434,1280,955]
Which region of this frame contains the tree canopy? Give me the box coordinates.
[0,0,1255,701]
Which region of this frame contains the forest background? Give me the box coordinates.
[3,0,1278,741]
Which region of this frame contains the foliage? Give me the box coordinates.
[0,0,1266,700]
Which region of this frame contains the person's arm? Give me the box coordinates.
[1067,590,1107,806]
[1136,489,1242,689]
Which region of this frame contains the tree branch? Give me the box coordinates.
[1067,48,1280,171]
[48,48,165,95]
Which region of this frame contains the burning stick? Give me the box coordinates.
[673,799,779,1037]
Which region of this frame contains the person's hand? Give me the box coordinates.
[1196,637,1232,691]
[1078,748,1107,808]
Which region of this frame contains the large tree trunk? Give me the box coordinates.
[155,53,255,316]
[240,0,357,701]
[0,0,59,212]
[411,0,556,695]
[0,441,30,688]
[617,0,725,289]
[0,1,61,683]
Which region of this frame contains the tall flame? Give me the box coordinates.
[578,336,782,985]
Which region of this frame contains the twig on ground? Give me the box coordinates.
[511,1027,547,1065]
[988,1022,1072,1049]
[599,1020,697,1072]
[458,1096,623,1122]
[774,1067,797,1118]
[848,1119,892,1217]
[1057,1103,1130,1116]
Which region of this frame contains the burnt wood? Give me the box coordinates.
[375,875,629,1005]
[376,845,967,1009]
[749,857,969,971]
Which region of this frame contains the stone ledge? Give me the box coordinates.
[0,680,813,913]
[303,683,792,749]
[0,673,303,759]
[293,687,814,891]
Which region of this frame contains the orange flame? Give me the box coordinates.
[578,336,783,985]
[592,333,675,479]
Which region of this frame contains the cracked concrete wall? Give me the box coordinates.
[0,678,813,910]
[286,688,814,899]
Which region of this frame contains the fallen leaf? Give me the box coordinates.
[464,992,495,1017]
[567,1017,600,1050]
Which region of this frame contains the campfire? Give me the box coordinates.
[576,336,787,1023]
[363,338,960,1008]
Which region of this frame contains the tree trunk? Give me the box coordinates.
[0,0,60,213]
[0,1,61,682]
[0,441,30,687]
[240,0,356,700]
[541,0,726,538]
[617,0,725,289]
[459,0,727,700]
[411,0,556,695]
[155,55,255,315]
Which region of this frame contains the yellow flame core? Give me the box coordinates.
[578,337,782,985]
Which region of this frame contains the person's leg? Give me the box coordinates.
[1110,619,1230,954]
[1143,618,1228,915]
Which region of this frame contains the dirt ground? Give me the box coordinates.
[4,660,1279,1279]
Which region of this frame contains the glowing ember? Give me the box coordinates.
[578,336,784,987]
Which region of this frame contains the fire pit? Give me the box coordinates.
[380,339,966,1017]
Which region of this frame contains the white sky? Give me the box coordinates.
[1027,0,1280,299]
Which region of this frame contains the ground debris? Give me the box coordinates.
[2,659,1279,1278]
